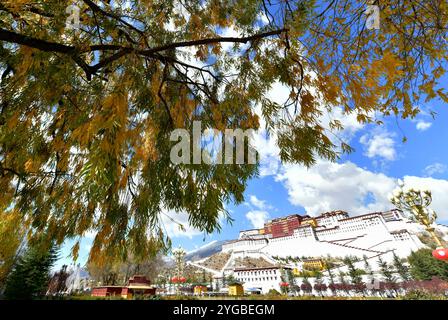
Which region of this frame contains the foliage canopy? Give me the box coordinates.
[0,0,447,260]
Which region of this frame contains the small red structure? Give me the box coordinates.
[91,275,156,299]
[171,276,187,283]
[433,248,448,261]
[91,286,123,297]
[124,275,156,299]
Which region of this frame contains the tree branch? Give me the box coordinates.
[0,27,288,80]
[82,0,145,36]
[140,28,288,55]
[0,28,76,54]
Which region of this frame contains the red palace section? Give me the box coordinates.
[264,214,304,238]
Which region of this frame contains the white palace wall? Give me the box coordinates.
[219,211,432,270]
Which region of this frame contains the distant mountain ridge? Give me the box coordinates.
[185,240,229,262]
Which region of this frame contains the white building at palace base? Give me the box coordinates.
[233,266,289,294]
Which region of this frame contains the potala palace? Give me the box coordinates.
[187,209,448,294]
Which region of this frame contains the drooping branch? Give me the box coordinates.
[82,0,146,37]
[0,3,54,18]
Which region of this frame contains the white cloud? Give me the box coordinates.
[160,206,229,239]
[161,210,202,239]
[274,159,448,221]
[275,160,397,216]
[249,195,270,210]
[265,81,292,106]
[251,129,281,176]
[416,121,432,131]
[394,176,448,220]
[250,84,284,177]
[246,210,270,229]
[252,81,366,177]
[322,108,365,143]
[409,106,433,131]
[165,1,191,32]
[256,13,270,25]
[360,130,397,161]
[83,230,97,239]
[82,241,93,253]
[423,163,447,177]
[219,26,247,52]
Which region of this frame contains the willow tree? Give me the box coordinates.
[0,209,26,287]
[1,1,447,261]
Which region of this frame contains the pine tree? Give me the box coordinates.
[344,256,364,294]
[377,257,396,284]
[408,248,448,281]
[338,271,350,296]
[4,243,58,300]
[363,255,375,285]
[300,274,312,295]
[214,276,220,292]
[326,265,334,284]
[392,252,410,281]
[221,274,227,287]
[325,263,336,295]
[377,256,398,296]
[313,270,326,297]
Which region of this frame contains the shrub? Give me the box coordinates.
[267,289,281,296]
[401,289,447,300]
